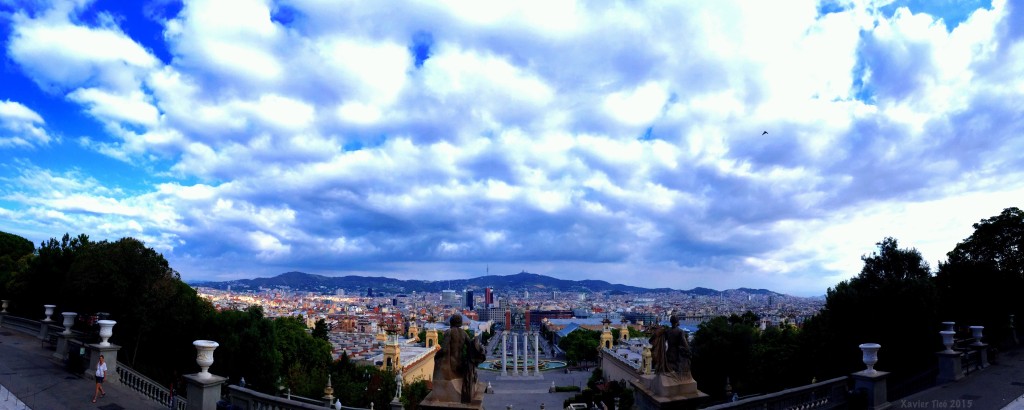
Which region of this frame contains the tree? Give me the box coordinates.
[402,379,432,409]
[806,237,937,385]
[273,316,333,397]
[312,318,330,341]
[0,231,33,299]
[558,328,599,366]
[203,306,282,392]
[691,316,756,397]
[937,207,1024,345]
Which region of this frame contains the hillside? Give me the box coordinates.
[193,271,785,297]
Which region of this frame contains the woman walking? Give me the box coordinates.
[92,355,107,403]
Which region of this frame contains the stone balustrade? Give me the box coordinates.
[703,376,849,410]
[226,384,372,409]
[1,314,43,336]
[118,363,188,410]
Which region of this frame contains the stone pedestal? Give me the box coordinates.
[972,343,989,368]
[87,343,121,383]
[419,380,485,410]
[38,322,52,341]
[936,351,964,383]
[851,370,889,410]
[184,373,228,410]
[631,375,707,410]
[53,334,73,360]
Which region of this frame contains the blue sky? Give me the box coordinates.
[1,0,1022,296]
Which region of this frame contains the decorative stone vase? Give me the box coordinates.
[43,304,56,322]
[942,321,955,332]
[97,320,116,346]
[970,326,985,346]
[61,312,77,335]
[940,331,956,353]
[859,343,881,374]
[193,340,219,379]
[1,300,8,313]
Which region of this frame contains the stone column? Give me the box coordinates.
[184,374,227,410]
[501,331,508,376]
[54,334,72,360]
[936,351,964,383]
[513,333,519,376]
[534,331,541,376]
[852,370,889,410]
[523,332,530,376]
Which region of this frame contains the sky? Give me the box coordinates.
[0,0,1022,296]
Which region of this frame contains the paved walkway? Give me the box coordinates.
[0,327,168,410]
[892,348,1024,410]
[480,368,593,409]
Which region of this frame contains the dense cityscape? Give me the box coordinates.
[195,272,824,364]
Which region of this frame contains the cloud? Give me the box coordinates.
[7,3,158,93]
[0,100,53,148]
[2,0,1023,295]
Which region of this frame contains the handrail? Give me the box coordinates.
[226,384,372,409]
[116,363,187,410]
[703,376,848,410]
[0,315,41,336]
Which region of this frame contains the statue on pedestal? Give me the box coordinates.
[645,314,698,398]
[421,315,486,407]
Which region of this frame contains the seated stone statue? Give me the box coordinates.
[422,315,486,405]
[664,315,694,381]
[645,314,698,398]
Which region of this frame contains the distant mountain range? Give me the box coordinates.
[192,271,786,297]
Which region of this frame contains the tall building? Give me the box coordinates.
[485,287,494,307]
[464,290,474,310]
[441,289,458,306]
[367,287,374,297]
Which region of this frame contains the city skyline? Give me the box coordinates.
[2,0,1023,296]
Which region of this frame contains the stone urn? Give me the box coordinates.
[942,321,955,332]
[970,326,985,346]
[193,340,220,379]
[43,304,56,322]
[1,299,8,313]
[61,312,77,335]
[940,331,956,353]
[859,343,881,374]
[97,320,116,346]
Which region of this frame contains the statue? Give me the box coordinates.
[643,314,698,399]
[421,315,486,407]
[633,315,706,406]
[648,325,668,373]
[664,315,693,380]
[395,370,403,400]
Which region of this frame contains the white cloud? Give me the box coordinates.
[4,0,1023,294]
[0,100,52,148]
[8,7,157,92]
[67,88,160,127]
